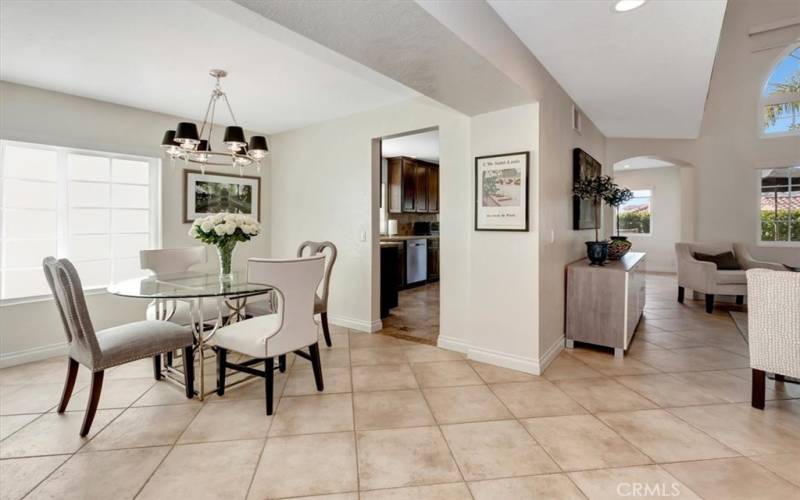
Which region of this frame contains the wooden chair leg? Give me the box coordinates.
[58,357,79,413]
[705,294,715,313]
[183,346,194,399]
[320,312,333,347]
[80,371,104,437]
[153,355,162,380]
[217,348,227,396]
[166,351,173,368]
[278,354,287,373]
[309,342,324,392]
[677,286,685,304]
[265,357,274,415]
[752,368,765,410]
[736,295,744,305]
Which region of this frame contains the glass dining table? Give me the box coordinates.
[107,271,272,400]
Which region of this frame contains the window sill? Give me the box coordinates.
[0,287,109,307]
[756,241,800,247]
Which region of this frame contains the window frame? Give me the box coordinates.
[758,43,800,139]
[0,139,161,305]
[755,164,799,247]
[616,187,654,237]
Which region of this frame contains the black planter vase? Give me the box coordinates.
[585,241,609,266]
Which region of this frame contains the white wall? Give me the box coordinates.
[607,0,800,267]
[0,82,270,366]
[613,167,684,272]
[269,96,471,335]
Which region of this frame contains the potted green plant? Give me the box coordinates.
[572,175,628,266]
[605,186,634,259]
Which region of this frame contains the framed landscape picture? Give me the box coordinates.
[572,148,601,230]
[475,151,529,231]
[183,169,261,222]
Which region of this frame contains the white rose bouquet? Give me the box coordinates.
[189,212,261,278]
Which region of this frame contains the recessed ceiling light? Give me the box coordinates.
[613,0,647,13]
[624,165,631,169]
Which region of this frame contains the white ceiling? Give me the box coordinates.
[488,0,727,139]
[0,0,417,134]
[382,130,440,163]
[614,156,676,171]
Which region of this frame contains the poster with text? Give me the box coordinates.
[475,152,529,231]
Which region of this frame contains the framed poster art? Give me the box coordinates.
[183,169,261,223]
[572,148,601,230]
[475,151,529,231]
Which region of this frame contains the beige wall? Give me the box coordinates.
[613,167,685,272]
[608,0,800,268]
[0,82,270,365]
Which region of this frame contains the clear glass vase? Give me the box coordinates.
[216,241,236,281]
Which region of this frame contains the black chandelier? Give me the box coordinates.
[161,69,268,175]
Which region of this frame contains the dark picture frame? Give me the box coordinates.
[572,148,601,230]
[474,151,530,232]
[183,169,261,223]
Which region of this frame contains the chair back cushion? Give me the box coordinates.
[140,247,206,276]
[297,241,337,307]
[42,257,102,367]
[248,256,325,356]
[693,251,741,270]
[747,269,800,377]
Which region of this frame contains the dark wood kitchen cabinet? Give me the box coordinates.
[387,156,439,214]
[427,237,440,281]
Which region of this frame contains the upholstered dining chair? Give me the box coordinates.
[297,241,337,347]
[211,256,325,415]
[747,268,800,410]
[43,257,194,436]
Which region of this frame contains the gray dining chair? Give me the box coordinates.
[297,241,337,347]
[43,257,195,436]
[211,256,326,415]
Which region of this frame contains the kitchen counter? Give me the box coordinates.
[380,235,439,242]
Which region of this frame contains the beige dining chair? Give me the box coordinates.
[297,241,337,347]
[210,256,325,415]
[43,257,194,436]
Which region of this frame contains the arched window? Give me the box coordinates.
[761,44,800,137]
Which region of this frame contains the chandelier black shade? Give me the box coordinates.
[223,126,246,148]
[175,122,199,145]
[160,130,177,148]
[160,69,268,174]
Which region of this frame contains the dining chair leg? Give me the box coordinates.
[166,351,173,368]
[58,357,79,413]
[309,342,324,392]
[751,368,765,410]
[80,370,104,437]
[153,355,162,380]
[265,357,274,415]
[320,312,333,347]
[183,346,195,399]
[217,348,227,396]
[278,355,287,373]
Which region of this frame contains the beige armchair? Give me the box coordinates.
[675,243,745,313]
[747,269,800,409]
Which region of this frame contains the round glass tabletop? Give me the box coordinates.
[107,271,271,299]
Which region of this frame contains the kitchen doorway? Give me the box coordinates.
[375,128,440,345]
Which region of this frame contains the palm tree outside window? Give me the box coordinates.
[762,45,800,137]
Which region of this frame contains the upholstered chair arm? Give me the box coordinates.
[733,244,787,271]
[747,269,800,378]
[675,244,717,292]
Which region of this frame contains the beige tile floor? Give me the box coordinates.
[1,274,799,499]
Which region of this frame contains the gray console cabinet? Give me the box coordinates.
[565,252,646,357]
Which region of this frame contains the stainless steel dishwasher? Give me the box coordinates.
[406,238,428,285]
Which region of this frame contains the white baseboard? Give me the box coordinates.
[538,335,564,373]
[436,335,471,353]
[0,342,67,369]
[327,314,382,333]
[438,336,540,375]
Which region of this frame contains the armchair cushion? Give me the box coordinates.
[89,320,193,371]
[693,251,741,270]
[716,270,747,285]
